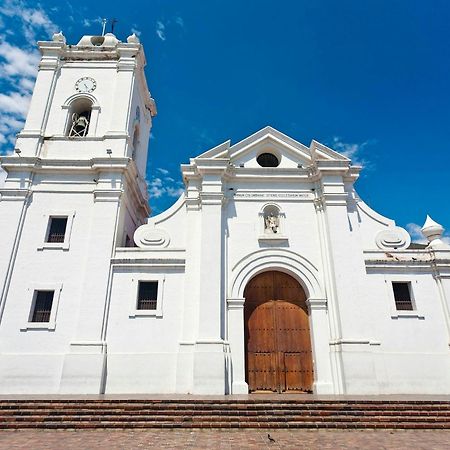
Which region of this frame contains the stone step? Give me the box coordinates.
[1,409,449,417]
[1,402,449,409]
[2,414,449,422]
[0,420,448,429]
[0,400,448,429]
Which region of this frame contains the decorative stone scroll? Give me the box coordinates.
[134,225,170,248]
[375,227,411,250]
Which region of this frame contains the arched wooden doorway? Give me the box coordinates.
[244,271,313,393]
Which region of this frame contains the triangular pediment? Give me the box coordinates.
[193,126,350,169]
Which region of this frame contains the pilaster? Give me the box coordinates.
[191,160,229,394]
[227,298,248,394]
[306,297,334,394]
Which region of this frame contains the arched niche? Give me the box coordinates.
[258,203,286,240]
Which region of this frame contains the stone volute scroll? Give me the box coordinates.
[134,224,170,248]
[375,226,411,250]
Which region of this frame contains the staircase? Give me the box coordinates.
[0,398,449,429]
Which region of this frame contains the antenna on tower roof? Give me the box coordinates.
[101,18,107,36]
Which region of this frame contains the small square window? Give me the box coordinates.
[392,282,413,311]
[137,281,158,310]
[46,217,68,243]
[31,290,54,322]
[129,276,164,318]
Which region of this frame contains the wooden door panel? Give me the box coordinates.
[283,352,313,392]
[247,352,277,392]
[246,302,276,352]
[244,271,314,393]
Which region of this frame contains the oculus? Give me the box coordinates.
[257,152,279,167]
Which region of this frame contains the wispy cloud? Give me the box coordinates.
[155,16,185,42]
[330,136,375,168]
[0,0,58,41]
[82,17,102,29]
[131,26,141,37]
[0,41,40,77]
[147,170,185,214]
[407,221,450,245]
[406,223,427,244]
[0,0,58,153]
[156,21,166,41]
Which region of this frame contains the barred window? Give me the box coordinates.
[392,282,413,311]
[137,281,158,310]
[31,291,54,322]
[46,217,68,243]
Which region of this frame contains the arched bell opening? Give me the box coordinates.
[66,98,93,138]
[244,270,314,393]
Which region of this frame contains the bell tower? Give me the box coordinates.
[0,31,156,393]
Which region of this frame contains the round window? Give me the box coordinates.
[257,153,280,167]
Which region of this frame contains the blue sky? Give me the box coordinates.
[0,0,449,243]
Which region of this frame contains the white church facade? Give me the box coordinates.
[0,32,449,396]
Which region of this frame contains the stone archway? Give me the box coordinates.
[244,271,313,393]
[227,248,334,395]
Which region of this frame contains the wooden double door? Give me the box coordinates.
[244,271,313,393]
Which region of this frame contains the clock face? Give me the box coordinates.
[75,77,96,93]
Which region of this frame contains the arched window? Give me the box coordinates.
[132,125,140,160]
[66,98,92,137]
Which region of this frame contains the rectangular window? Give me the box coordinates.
[392,282,413,311]
[46,217,68,243]
[31,290,54,322]
[137,281,158,310]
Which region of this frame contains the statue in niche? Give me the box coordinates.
[68,113,89,137]
[265,211,279,234]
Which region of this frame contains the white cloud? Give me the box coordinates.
[0,41,40,78]
[18,77,35,92]
[82,17,102,29]
[131,26,141,37]
[330,137,374,167]
[406,222,450,245]
[156,21,166,41]
[147,172,185,203]
[0,1,59,154]
[175,16,184,27]
[406,223,427,244]
[0,0,58,41]
[0,92,31,115]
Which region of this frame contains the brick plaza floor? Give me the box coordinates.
[0,429,449,449]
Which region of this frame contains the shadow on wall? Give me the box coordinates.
[0,167,6,187]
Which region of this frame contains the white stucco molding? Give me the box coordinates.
[230,248,324,300]
[61,93,100,109]
[227,298,245,309]
[306,298,328,311]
